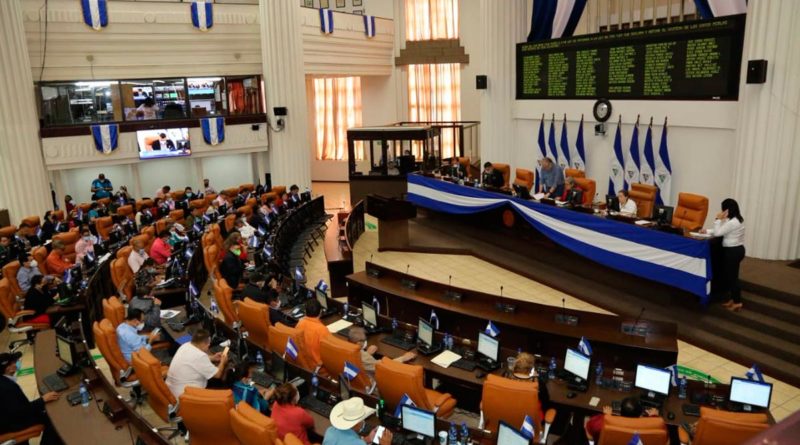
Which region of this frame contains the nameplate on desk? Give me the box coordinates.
[554,313,579,326]
[400,278,418,290]
[443,290,463,302]
[366,267,381,278]
[494,302,516,314]
[621,322,650,337]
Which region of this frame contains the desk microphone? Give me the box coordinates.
[448,275,452,287]
[633,307,646,329]
[370,254,373,263]
[500,285,503,297]
[406,264,410,274]
[562,298,567,320]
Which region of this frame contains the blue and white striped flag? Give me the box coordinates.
[694,0,747,19]
[193,222,202,233]
[91,124,119,154]
[248,235,258,248]
[571,115,586,170]
[202,213,211,223]
[55,222,62,232]
[535,116,548,192]
[189,281,199,297]
[628,432,644,445]
[77,207,84,221]
[372,296,380,314]
[521,415,535,440]
[191,1,213,32]
[578,336,593,356]
[668,364,680,386]
[317,279,329,293]
[285,338,299,360]
[35,227,43,239]
[363,15,376,38]
[429,310,439,330]
[485,321,500,338]
[640,122,656,186]
[294,266,304,281]
[262,245,272,258]
[393,393,416,417]
[654,118,672,205]
[527,0,588,41]
[558,116,571,172]
[343,361,359,381]
[547,116,559,166]
[256,225,266,236]
[319,8,334,34]
[63,267,73,284]
[85,250,95,263]
[609,117,625,195]
[81,0,109,31]
[746,364,765,383]
[201,117,225,145]
[625,120,641,189]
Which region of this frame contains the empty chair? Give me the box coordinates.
[229,401,279,445]
[1,261,23,298]
[319,335,374,394]
[239,183,256,194]
[0,278,50,348]
[513,168,534,191]
[374,357,456,418]
[271,186,287,196]
[20,216,41,230]
[629,183,658,219]
[116,245,133,262]
[268,323,317,371]
[30,247,48,275]
[679,407,768,445]
[102,296,125,328]
[237,206,253,219]
[574,177,597,206]
[95,216,114,240]
[599,415,668,445]
[0,225,17,239]
[565,168,586,179]
[672,192,709,231]
[131,349,181,439]
[481,374,555,442]
[214,279,239,327]
[490,163,511,189]
[238,298,270,351]
[179,387,241,445]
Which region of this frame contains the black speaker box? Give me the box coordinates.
[747,60,768,84]
[476,75,487,90]
[264,173,272,191]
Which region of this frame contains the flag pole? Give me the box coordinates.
[649,116,653,127]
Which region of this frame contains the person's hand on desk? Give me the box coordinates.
[602,405,613,415]
[366,345,378,355]
[397,351,417,363]
[645,407,660,417]
[42,391,61,403]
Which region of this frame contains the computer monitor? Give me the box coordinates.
[606,194,620,212]
[655,205,674,225]
[729,377,772,409]
[401,405,435,438]
[362,302,378,327]
[418,317,434,347]
[316,289,328,310]
[513,184,531,200]
[496,421,530,445]
[270,352,286,383]
[564,348,591,381]
[56,335,75,367]
[477,331,499,362]
[634,364,672,396]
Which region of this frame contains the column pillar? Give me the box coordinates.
[0,0,52,224]
[478,0,527,165]
[258,0,311,189]
[731,1,800,259]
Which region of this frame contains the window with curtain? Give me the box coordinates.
[405,0,461,159]
[311,77,363,161]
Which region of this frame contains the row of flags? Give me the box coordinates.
[609,116,672,205]
[535,115,587,192]
[319,8,378,38]
[90,117,225,155]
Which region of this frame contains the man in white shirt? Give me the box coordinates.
[166,329,228,398]
[617,190,638,217]
[128,240,149,274]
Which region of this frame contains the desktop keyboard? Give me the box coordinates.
[682,403,701,417]
[251,370,274,388]
[43,374,69,392]
[450,358,477,372]
[381,336,416,351]
[167,320,185,331]
[300,395,333,418]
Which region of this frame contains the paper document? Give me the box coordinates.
[634,220,651,226]
[431,350,462,369]
[160,310,180,319]
[533,193,546,200]
[326,319,353,333]
[690,231,713,239]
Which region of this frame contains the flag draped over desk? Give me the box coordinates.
[640,122,656,185]
[654,119,672,205]
[608,118,625,195]
[191,1,214,31]
[624,119,641,189]
[81,0,109,30]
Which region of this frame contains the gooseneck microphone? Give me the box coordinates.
[633,307,646,328]
[406,264,410,274]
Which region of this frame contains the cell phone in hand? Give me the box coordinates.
[222,346,230,357]
[151,327,161,337]
[372,426,386,444]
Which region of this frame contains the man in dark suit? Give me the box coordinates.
[150,133,175,151]
[0,352,62,444]
[241,274,296,327]
[482,162,505,189]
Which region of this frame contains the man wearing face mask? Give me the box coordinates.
[116,308,161,363]
[347,327,416,374]
[17,252,43,294]
[219,239,245,290]
[0,352,62,444]
[74,228,96,265]
[128,239,150,274]
[129,285,162,330]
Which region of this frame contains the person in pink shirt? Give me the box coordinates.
[149,230,172,265]
[74,227,96,264]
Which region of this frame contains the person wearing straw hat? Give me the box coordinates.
[323,397,392,445]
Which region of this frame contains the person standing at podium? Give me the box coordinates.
[704,198,746,312]
[539,158,564,198]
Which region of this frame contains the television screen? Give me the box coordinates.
[137,128,191,160]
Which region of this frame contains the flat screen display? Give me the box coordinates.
[418,317,434,347]
[401,405,435,438]
[56,335,74,367]
[635,364,672,396]
[137,128,191,160]
[362,302,377,327]
[315,289,328,310]
[729,377,772,408]
[497,421,529,445]
[564,348,590,380]
[477,332,499,361]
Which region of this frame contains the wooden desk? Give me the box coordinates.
[346,263,679,369]
[323,208,354,298]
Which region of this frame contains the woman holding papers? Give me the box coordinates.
[704,199,746,312]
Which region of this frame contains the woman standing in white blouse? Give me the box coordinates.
[705,199,746,311]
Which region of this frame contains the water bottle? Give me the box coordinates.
[443,333,450,350]
[448,422,458,445]
[256,351,264,370]
[679,376,688,399]
[595,362,604,386]
[548,357,557,379]
[343,302,349,318]
[311,372,319,398]
[210,297,219,314]
[80,383,90,407]
[460,422,470,445]
[391,317,398,331]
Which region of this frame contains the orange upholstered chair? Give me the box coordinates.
[53,230,80,262]
[375,357,456,419]
[21,216,41,230]
[171,190,186,202]
[239,183,256,194]
[629,183,658,219]
[0,278,50,346]
[191,198,208,210]
[117,204,134,221]
[491,163,511,189]
[110,257,134,301]
[599,415,668,445]
[261,192,278,205]
[129,234,153,255]
[169,209,186,226]
[565,168,586,179]
[513,168,535,191]
[268,323,317,371]
[97,197,112,208]
[673,193,709,231]
[31,247,48,275]
[95,216,114,240]
[179,388,240,445]
[136,199,154,212]
[0,225,17,239]
[481,374,555,442]
[92,319,138,387]
[271,186,287,196]
[238,298,270,351]
[102,296,126,328]
[0,425,45,444]
[237,206,253,219]
[229,401,279,445]
[131,349,180,437]
[154,218,171,237]
[116,245,133,262]
[2,261,24,297]
[679,407,768,445]
[320,335,374,394]
[224,214,237,233]
[222,187,239,198]
[204,244,221,281]
[214,279,239,327]
[450,157,471,179]
[574,177,597,206]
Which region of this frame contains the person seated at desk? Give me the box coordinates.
[23,275,56,325]
[0,235,16,268]
[168,223,189,248]
[128,240,150,274]
[220,236,246,290]
[617,190,638,217]
[585,396,659,445]
[482,162,505,189]
[0,352,62,445]
[228,362,275,415]
[539,157,564,199]
[150,230,172,265]
[116,308,162,363]
[233,216,256,242]
[91,173,113,200]
[151,133,175,151]
[166,329,229,398]
[296,299,330,367]
[130,285,162,330]
[16,222,40,250]
[40,211,58,242]
[560,177,584,205]
[347,327,416,374]
[134,258,160,292]
[271,383,314,445]
[74,227,97,265]
[508,352,550,409]
[249,204,273,232]
[45,240,72,276]
[17,252,43,294]
[323,397,392,445]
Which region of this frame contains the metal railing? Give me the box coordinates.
[394,121,480,161]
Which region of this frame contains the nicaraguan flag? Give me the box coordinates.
[201,117,225,145]
[429,310,439,330]
[191,1,213,31]
[285,338,299,360]
[654,119,672,205]
[372,296,380,314]
[521,415,535,440]
[77,208,84,221]
[189,281,199,297]
[558,117,571,172]
[64,267,73,284]
[343,361,359,381]
[571,115,586,170]
[694,0,747,19]
[363,15,376,38]
[527,0,588,41]
[85,250,95,264]
[609,119,625,195]
[667,364,680,386]
[640,123,656,186]
[202,213,211,223]
[256,225,266,236]
[548,117,559,165]
[624,121,641,189]
[55,222,62,232]
[485,321,500,338]
[262,245,273,258]
[319,8,334,34]
[628,432,644,445]
[746,364,765,383]
[81,0,109,31]
[317,279,329,293]
[294,266,304,281]
[578,336,593,356]
[35,227,43,239]
[535,116,548,192]
[248,235,258,248]
[91,124,119,154]
[193,222,203,233]
[393,393,416,417]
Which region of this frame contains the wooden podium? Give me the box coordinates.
[366,195,416,251]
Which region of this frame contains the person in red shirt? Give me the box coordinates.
[149,230,172,265]
[45,240,72,275]
[270,383,314,445]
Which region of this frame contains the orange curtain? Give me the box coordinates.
[407,64,461,159]
[312,77,363,161]
[405,0,459,41]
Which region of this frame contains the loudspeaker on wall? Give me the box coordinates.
[746,60,768,84]
[476,75,487,90]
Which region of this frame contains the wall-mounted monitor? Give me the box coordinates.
[137,128,191,160]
